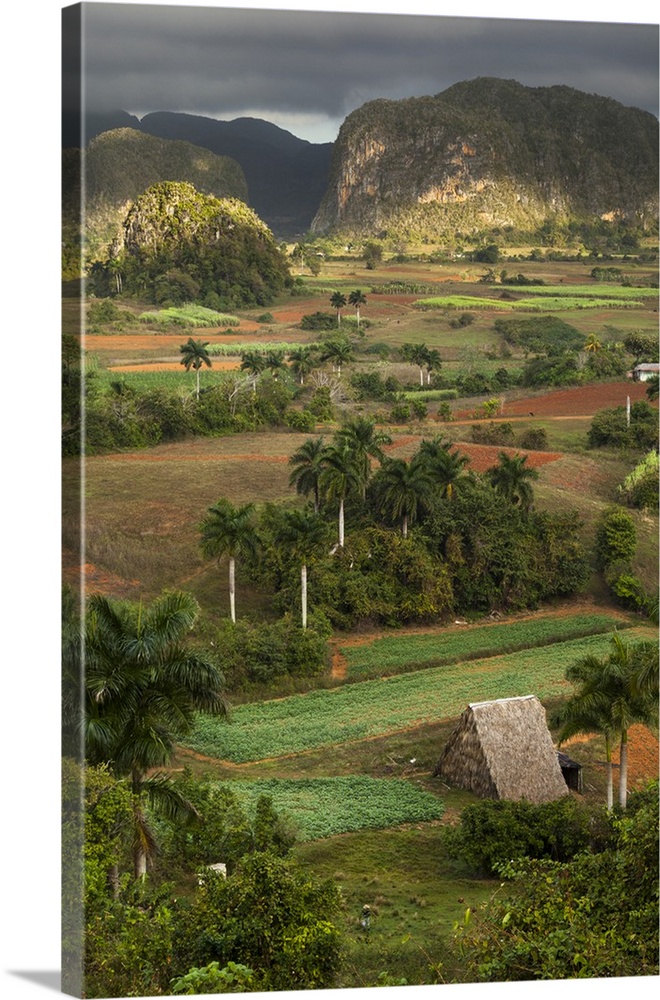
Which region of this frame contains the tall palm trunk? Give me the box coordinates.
[618,730,629,809]
[132,771,148,878]
[338,498,345,548]
[402,514,408,539]
[605,734,614,811]
[229,556,236,623]
[301,563,307,629]
[196,366,200,399]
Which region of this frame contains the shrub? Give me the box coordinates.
[594,505,637,570]
[410,399,428,420]
[175,853,342,992]
[443,796,592,876]
[390,402,411,423]
[449,311,477,328]
[452,783,659,981]
[283,408,316,432]
[199,615,329,691]
[519,427,549,450]
[588,400,659,451]
[304,387,335,422]
[618,451,659,510]
[471,421,515,445]
[351,371,399,401]
[88,299,123,324]
[300,311,337,331]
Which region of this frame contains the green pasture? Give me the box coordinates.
[296,825,495,988]
[340,612,632,680]
[184,626,655,762]
[226,777,444,841]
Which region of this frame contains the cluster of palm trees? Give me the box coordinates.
[399,342,442,386]
[330,289,367,327]
[241,339,357,390]
[556,632,658,810]
[198,420,544,628]
[179,336,360,401]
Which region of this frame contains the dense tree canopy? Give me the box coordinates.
[120,182,291,307]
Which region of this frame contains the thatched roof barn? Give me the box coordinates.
[433,695,569,803]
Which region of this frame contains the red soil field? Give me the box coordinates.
[499,380,652,418]
[566,723,659,787]
[109,360,240,372]
[455,443,562,472]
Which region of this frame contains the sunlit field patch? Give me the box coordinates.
[227,776,444,840]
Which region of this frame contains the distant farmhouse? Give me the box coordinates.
[632,362,660,382]
[433,695,569,804]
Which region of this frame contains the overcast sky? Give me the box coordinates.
[67,1,660,143]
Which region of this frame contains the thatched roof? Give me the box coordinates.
[433,694,568,803]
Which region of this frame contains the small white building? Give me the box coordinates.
[632,363,660,382]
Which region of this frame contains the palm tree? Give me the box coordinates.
[417,436,470,499]
[263,353,285,380]
[240,350,267,392]
[319,442,361,547]
[79,590,226,877]
[399,342,427,385]
[488,452,539,512]
[372,456,433,538]
[199,499,257,622]
[274,509,329,628]
[424,348,442,385]
[288,347,316,386]
[584,333,602,353]
[335,417,392,499]
[348,289,367,328]
[319,338,354,378]
[409,343,429,386]
[557,634,657,809]
[180,338,212,399]
[330,291,347,327]
[288,436,327,512]
[556,653,619,810]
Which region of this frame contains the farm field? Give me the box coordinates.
[338,611,634,680]
[184,626,656,762]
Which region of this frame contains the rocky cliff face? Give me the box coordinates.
[312,79,659,238]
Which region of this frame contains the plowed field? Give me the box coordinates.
[500,380,651,417]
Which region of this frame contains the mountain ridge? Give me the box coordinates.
[311,78,659,239]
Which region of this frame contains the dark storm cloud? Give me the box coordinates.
[71,3,659,138]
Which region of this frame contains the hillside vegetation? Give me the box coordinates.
[313,78,659,240]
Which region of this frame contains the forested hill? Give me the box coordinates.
[62,128,248,269]
[137,112,334,237]
[311,77,659,239]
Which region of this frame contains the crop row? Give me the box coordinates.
[207,341,321,357]
[185,626,655,763]
[138,305,240,327]
[341,612,630,680]
[415,295,643,312]
[225,777,444,841]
